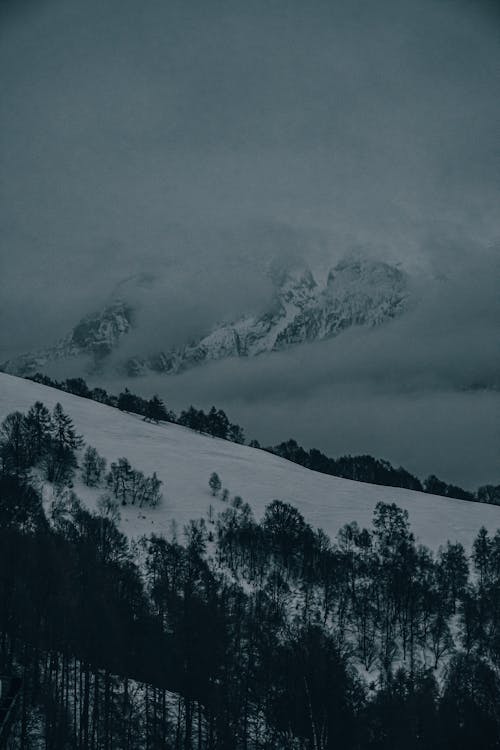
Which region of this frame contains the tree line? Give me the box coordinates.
[269,439,499,505]
[0,403,162,510]
[26,372,499,506]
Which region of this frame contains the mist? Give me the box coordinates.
[86,250,500,490]
[1,0,498,486]
[1,0,499,354]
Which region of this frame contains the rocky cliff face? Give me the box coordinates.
[2,301,133,377]
[2,258,410,378]
[126,257,410,375]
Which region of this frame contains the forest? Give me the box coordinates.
[0,401,500,748]
[25,373,500,506]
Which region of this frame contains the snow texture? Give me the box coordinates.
[0,372,498,551]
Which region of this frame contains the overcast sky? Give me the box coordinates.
[1,0,499,351]
[1,0,498,485]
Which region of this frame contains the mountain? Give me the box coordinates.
[1,371,498,551]
[1,300,133,377]
[2,257,411,378]
[127,257,410,374]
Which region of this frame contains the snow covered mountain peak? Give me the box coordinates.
[2,257,411,378]
[124,256,411,374]
[66,300,133,356]
[1,300,134,377]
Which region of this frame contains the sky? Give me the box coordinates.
[0,0,498,486]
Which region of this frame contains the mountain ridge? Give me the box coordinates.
[2,257,411,378]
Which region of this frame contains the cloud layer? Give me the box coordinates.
[1,0,498,486]
[1,0,499,355]
[85,248,500,489]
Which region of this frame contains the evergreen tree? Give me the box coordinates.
[228,423,245,444]
[144,395,168,423]
[209,472,222,496]
[51,403,83,453]
[424,475,448,496]
[43,403,83,484]
[64,377,91,398]
[117,388,147,416]
[24,401,53,463]
[90,386,110,404]
[178,406,206,432]
[473,527,492,588]
[207,407,229,438]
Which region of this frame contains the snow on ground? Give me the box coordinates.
[1,372,499,551]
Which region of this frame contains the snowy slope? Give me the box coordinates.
[0,372,498,551]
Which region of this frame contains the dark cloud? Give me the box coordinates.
[1,0,499,353]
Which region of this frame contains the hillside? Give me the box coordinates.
[1,372,498,550]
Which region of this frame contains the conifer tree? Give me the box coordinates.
[473,527,492,588]
[144,395,167,423]
[24,401,53,463]
[43,403,83,484]
[207,407,229,438]
[209,472,222,496]
[51,403,84,453]
[228,423,245,444]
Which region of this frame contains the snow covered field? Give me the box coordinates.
[0,372,498,551]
